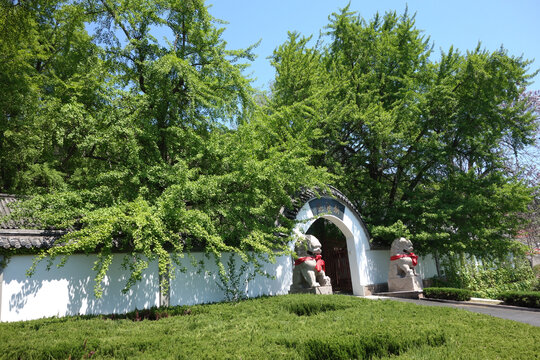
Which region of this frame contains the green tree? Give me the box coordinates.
[269,6,538,258]
[1,0,329,296]
[0,0,104,191]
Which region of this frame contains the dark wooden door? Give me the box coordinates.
[327,247,352,293]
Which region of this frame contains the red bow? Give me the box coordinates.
[294,255,326,272]
[390,253,418,266]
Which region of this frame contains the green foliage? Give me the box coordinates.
[269,6,538,256]
[301,331,446,360]
[533,264,540,277]
[370,220,411,245]
[436,254,536,298]
[0,0,329,296]
[111,305,204,321]
[2,1,538,297]
[498,291,540,308]
[0,0,105,192]
[215,255,257,302]
[284,297,352,316]
[533,278,540,292]
[1,295,539,360]
[423,287,472,301]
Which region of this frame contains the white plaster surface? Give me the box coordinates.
[168,252,292,306]
[1,252,293,322]
[1,254,160,322]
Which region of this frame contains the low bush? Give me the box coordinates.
[301,331,446,360]
[498,291,540,308]
[283,296,351,316]
[533,278,540,291]
[438,254,536,299]
[533,264,540,277]
[424,287,472,301]
[74,305,204,322]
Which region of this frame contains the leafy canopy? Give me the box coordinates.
[0,0,329,296]
[269,6,538,258]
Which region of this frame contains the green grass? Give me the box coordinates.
[0,294,539,359]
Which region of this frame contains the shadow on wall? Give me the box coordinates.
[169,254,225,306]
[3,252,293,321]
[63,256,160,316]
[7,273,44,315]
[4,254,160,321]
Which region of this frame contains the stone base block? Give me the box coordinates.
[388,275,423,292]
[289,285,333,295]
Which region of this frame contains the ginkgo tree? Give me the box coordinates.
[268,6,539,258]
[0,0,329,296]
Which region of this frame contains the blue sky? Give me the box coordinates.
[207,0,540,92]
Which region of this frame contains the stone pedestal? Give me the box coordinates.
[289,285,333,295]
[388,275,423,292]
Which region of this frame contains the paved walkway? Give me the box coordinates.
[366,296,540,327]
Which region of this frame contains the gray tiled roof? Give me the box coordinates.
[0,193,23,229]
[283,185,381,248]
[0,229,60,249]
[0,194,63,249]
[283,185,365,223]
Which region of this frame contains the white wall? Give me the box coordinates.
[0,252,293,322]
[1,254,160,322]
[0,236,438,322]
[168,252,292,306]
[363,250,438,285]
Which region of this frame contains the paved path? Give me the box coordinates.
[373,297,540,327]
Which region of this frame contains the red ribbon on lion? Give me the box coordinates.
[390,253,418,266]
[294,255,326,272]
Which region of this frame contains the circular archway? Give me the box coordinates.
[285,186,372,296]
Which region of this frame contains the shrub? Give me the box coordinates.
[498,291,540,308]
[533,278,540,291]
[533,264,540,277]
[424,287,472,301]
[438,254,536,298]
[286,301,338,316]
[75,305,205,322]
[283,294,351,316]
[302,331,446,360]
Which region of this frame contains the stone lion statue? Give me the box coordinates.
[389,237,418,278]
[388,237,422,292]
[291,234,331,289]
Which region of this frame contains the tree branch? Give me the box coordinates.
[99,0,131,41]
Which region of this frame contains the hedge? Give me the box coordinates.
[423,287,472,301]
[497,291,540,309]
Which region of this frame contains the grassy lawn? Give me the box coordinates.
[1,294,539,359]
